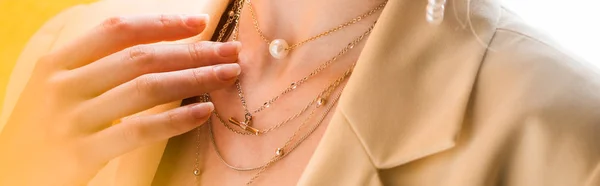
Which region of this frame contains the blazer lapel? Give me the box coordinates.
[299,0,501,184]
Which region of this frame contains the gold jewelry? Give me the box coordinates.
[219,65,353,136]
[245,0,387,59]
[228,22,376,134]
[244,90,344,185]
[208,66,350,171]
[236,23,374,114]
[229,0,377,129]
[217,0,245,42]
[192,94,211,177]
[190,0,381,183]
[426,0,447,25]
[208,87,345,174]
[191,0,245,176]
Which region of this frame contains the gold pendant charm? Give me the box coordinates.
[229,117,260,135]
[275,148,284,156]
[316,97,326,108]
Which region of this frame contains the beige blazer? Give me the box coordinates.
[2,0,600,185]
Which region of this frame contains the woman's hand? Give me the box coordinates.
[0,14,240,185]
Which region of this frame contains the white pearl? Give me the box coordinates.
[428,0,446,4]
[269,39,289,59]
[426,0,446,25]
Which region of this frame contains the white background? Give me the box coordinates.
[502,0,600,67]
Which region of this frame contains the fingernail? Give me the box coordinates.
[217,41,241,57]
[191,102,214,119]
[184,14,209,29]
[213,63,241,81]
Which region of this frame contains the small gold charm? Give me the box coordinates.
[290,82,297,89]
[193,169,200,176]
[275,148,284,156]
[229,117,261,135]
[316,98,326,108]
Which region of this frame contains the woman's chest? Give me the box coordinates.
[154,106,334,186]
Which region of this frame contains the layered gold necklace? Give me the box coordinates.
[192,0,386,184]
[227,24,376,136]
[227,0,386,136]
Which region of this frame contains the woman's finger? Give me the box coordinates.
[69,41,241,96]
[75,63,240,128]
[50,14,209,69]
[83,102,213,162]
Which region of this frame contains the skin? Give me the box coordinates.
[0,0,386,185]
[173,0,386,185]
[0,15,241,185]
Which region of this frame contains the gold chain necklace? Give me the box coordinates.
[192,0,380,184]
[217,64,353,136]
[193,0,245,177]
[226,0,381,135]
[209,88,345,184]
[217,0,245,43]
[244,90,344,185]
[208,78,347,171]
[246,0,387,59]
[229,22,376,135]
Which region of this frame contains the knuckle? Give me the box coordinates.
[101,16,131,32]
[35,54,62,74]
[29,54,64,89]
[69,106,99,129]
[120,117,146,145]
[166,109,177,124]
[135,74,163,98]
[69,107,88,127]
[127,45,156,71]
[191,68,209,88]
[158,14,175,28]
[164,110,186,132]
[46,73,69,92]
[128,45,155,62]
[188,42,210,62]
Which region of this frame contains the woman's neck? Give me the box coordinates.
[245,0,382,40]
[235,0,385,81]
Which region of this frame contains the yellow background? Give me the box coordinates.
[0,0,96,111]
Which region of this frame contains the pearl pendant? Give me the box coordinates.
[426,0,446,25]
[269,39,289,59]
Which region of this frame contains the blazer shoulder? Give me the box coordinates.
[488,7,593,67]
[481,7,600,108]
[472,9,600,184]
[476,6,600,156]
